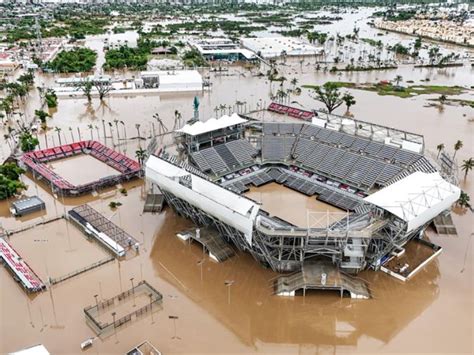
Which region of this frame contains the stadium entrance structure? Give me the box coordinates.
[146,114,460,274]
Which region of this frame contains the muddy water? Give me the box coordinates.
[8,219,109,281]
[50,154,121,186]
[245,182,343,228]
[1,16,473,354]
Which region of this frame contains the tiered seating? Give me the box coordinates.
[20,141,141,196]
[199,147,228,174]
[268,102,314,121]
[191,139,258,175]
[275,169,362,211]
[225,139,257,165]
[214,144,239,169]
[259,122,436,190]
[262,136,286,161]
[191,151,212,172]
[0,238,45,292]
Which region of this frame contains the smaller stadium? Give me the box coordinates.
[146,110,460,276]
[20,140,142,196]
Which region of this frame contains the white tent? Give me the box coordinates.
[177,113,247,136]
[364,172,460,232]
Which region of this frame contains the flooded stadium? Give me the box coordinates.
[1,7,473,355]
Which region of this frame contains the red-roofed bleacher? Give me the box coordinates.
[268,102,315,121]
[0,238,45,292]
[21,141,142,196]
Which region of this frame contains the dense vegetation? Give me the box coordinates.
[4,17,109,42]
[103,38,158,70]
[182,49,208,67]
[0,163,26,200]
[19,131,39,152]
[46,47,97,73]
[304,82,467,99]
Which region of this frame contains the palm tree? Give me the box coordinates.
[436,143,445,158]
[457,191,471,209]
[54,127,62,145]
[454,140,463,159]
[88,124,94,140]
[461,158,474,181]
[394,75,403,87]
[439,94,447,105]
[114,119,120,143]
[135,147,147,166]
[135,123,141,143]
[290,78,298,89]
[120,121,127,142]
[35,109,49,129]
[342,92,356,113]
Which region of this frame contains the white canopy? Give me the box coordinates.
[177,113,247,136]
[364,171,460,232]
[146,155,259,244]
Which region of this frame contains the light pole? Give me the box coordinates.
[111,311,118,343]
[130,277,136,307]
[169,315,180,340]
[197,259,204,282]
[224,280,234,305]
[149,293,154,324]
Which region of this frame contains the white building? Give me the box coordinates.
[189,39,257,62]
[138,70,203,92]
[241,37,324,58]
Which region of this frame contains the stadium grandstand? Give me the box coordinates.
[21,141,142,196]
[146,111,460,274]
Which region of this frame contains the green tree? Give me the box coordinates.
[79,79,93,101]
[453,140,463,159]
[394,75,403,87]
[457,191,471,209]
[135,147,147,165]
[310,82,343,114]
[436,143,445,158]
[342,92,356,112]
[47,47,97,73]
[414,36,422,50]
[461,158,474,181]
[19,131,39,152]
[35,109,50,129]
[0,163,26,200]
[45,89,58,108]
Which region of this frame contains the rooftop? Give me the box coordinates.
[177,113,247,136]
[364,171,460,232]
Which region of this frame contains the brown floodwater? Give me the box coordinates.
[50,154,121,186]
[1,37,473,354]
[8,218,110,281]
[245,182,343,228]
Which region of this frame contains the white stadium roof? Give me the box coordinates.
[145,155,259,244]
[364,172,460,232]
[177,113,247,136]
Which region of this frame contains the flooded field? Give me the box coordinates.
[1,7,473,355]
[9,219,110,281]
[245,182,343,227]
[50,154,121,186]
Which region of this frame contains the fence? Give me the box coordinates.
[49,256,115,285]
[84,280,163,336]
